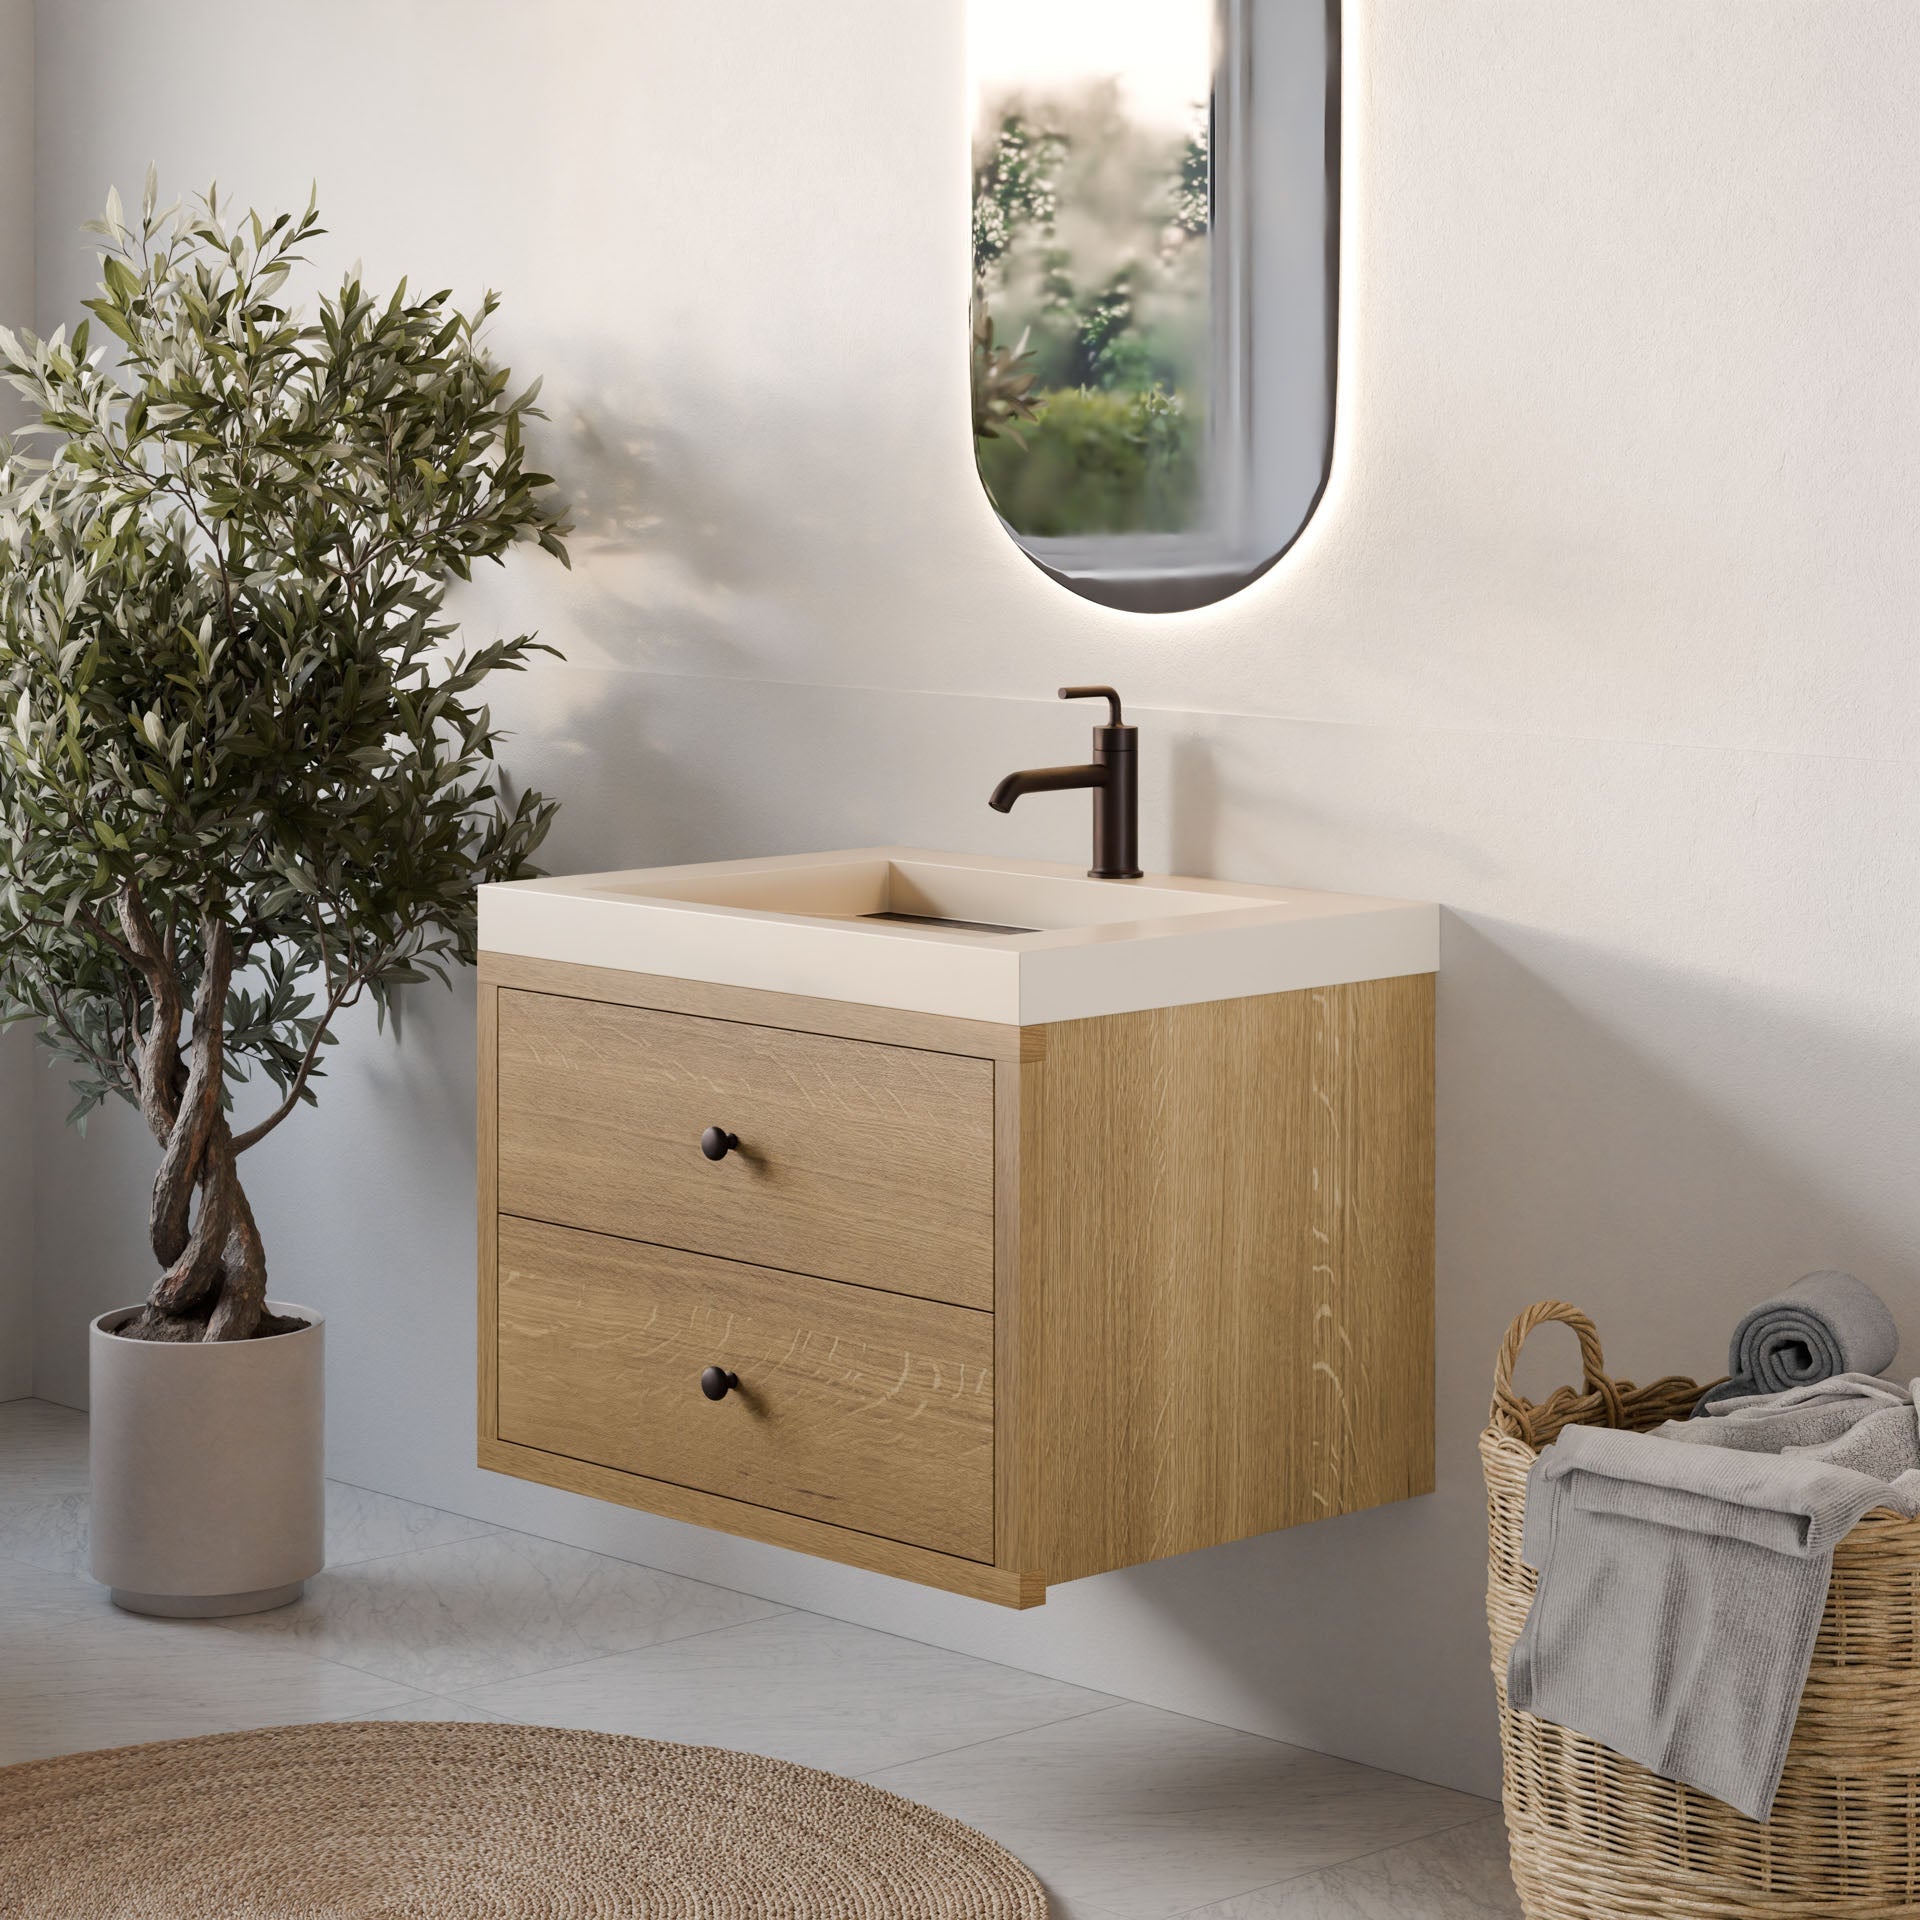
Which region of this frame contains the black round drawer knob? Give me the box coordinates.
[700,1126,739,1161]
[700,1366,739,1402]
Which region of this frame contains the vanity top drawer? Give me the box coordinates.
[495,1216,994,1561]
[496,990,995,1310]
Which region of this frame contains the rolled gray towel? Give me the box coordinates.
[1696,1271,1899,1411]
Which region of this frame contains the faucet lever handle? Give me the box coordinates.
[1058,685,1126,728]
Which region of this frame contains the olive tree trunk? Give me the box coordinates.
[113,893,294,1344]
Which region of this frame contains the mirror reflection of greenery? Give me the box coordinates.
[971,80,1209,536]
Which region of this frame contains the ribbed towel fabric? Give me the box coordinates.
[1661,1374,1920,1480]
[1697,1271,1898,1410]
[1509,1423,1920,1821]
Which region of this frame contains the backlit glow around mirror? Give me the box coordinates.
[970,0,1337,613]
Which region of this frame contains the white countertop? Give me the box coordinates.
[479,847,1438,1026]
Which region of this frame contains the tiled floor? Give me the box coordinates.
[0,1398,1519,1918]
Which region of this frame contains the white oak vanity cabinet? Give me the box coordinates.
[477,850,1436,1609]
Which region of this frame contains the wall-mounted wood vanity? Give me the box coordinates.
[477,849,1436,1608]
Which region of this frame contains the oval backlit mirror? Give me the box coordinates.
[970,0,1337,613]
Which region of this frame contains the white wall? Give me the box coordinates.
[0,0,33,1401]
[27,0,1920,1796]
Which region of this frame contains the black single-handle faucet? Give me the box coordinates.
[988,686,1142,880]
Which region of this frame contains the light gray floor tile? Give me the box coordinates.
[1187,1817,1520,1919]
[323,1481,499,1565]
[345,1697,519,1725]
[456,1609,1117,1774]
[0,1485,89,1575]
[0,1454,495,1584]
[869,1703,1495,1920]
[0,1399,88,1496]
[0,1402,91,1575]
[0,1608,421,1764]
[203,1528,787,1693]
[0,1552,112,1623]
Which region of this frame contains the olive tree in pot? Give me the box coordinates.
[0,179,569,1616]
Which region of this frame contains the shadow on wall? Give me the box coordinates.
[1441,918,1920,1389]
[509,343,971,694]
[555,375,766,681]
[443,352,792,706]
[484,663,1095,882]
[490,669,797,880]
[452,357,887,877]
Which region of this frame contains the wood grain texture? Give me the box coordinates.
[479,950,1034,1063]
[478,1435,1044,1608]
[991,1051,1025,1573]
[476,981,501,1456]
[497,989,995,1311]
[477,954,1433,1606]
[1001,975,1435,1583]
[496,1216,995,1560]
[1308,977,1437,1518]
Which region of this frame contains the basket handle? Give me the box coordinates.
[1490,1300,1625,1432]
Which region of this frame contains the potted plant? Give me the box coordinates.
[0,178,569,1616]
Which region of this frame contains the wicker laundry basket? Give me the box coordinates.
[1482,1299,1920,1919]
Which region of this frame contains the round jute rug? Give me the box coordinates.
[0,1720,1051,1918]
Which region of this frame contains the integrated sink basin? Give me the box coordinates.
[479,847,1437,1026]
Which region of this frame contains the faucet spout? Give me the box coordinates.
[987,687,1143,878]
[988,764,1107,813]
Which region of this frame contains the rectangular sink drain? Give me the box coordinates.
[861,910,1037,936]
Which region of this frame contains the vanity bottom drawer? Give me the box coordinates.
[495,1217,995,1561]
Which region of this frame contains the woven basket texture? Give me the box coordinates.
[1484,1299,1920,1919]
[0,1719,1050,1919]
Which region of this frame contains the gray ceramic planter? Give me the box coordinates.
[88,1301,324,1617]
